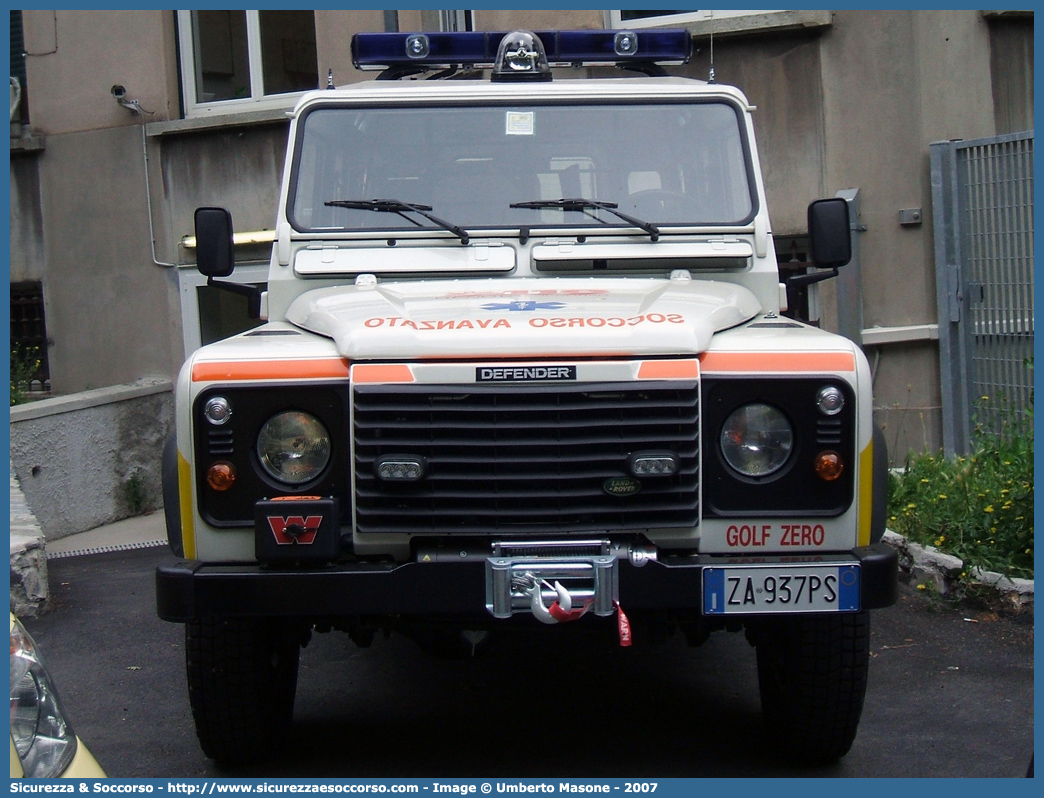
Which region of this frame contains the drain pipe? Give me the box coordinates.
[115,89,177,269]
[138,122,178,268]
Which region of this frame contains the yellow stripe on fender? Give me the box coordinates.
[178,449,196,560]
[858,438,874,547]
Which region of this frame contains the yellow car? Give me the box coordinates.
[10,614,106,778]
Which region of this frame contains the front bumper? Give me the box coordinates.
[156,542,898,622]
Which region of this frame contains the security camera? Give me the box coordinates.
[111,85,127,100]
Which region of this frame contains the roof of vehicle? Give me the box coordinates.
[293,75,751,116]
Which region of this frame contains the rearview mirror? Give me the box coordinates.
[194,207,235,278]
[807,197,851,269]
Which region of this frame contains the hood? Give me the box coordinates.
[285,277,761,360]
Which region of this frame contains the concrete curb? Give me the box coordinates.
[882,529,1034,608]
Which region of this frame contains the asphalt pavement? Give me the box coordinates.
[23,542,1035,779]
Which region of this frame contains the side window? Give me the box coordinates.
[177,10,318,116]
[607,10,831,35]
[610,10,786,27]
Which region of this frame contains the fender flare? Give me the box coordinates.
[870,424,888,544]
[161,434,184,557]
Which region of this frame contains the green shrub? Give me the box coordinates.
[10,345,41,406]
[888,400,1034,580]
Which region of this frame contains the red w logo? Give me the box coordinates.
[267,515,323,545]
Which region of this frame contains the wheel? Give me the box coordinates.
[754,611,871,764]
[185,617,302,764]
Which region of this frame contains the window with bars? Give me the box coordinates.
[10,281,50,392]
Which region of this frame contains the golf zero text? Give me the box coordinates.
[725,523,827,547]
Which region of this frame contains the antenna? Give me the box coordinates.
[708,31,716,83]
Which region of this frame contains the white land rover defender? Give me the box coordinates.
[156,30,897,766]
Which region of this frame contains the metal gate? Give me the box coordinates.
[931,131,1034,456]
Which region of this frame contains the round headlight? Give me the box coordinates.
[257,411,331,485]
[10,617,78,778]
[720,403,794,477]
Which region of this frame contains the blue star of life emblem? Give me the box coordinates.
[481,301,566,312]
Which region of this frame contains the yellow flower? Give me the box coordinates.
[984,505,994,513]
[917,584,927,591]
[938,494,948,500]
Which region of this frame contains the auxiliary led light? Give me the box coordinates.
[375,455,428,482]
[629,452,679,477]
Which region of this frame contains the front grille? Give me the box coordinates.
[353,380,699,535]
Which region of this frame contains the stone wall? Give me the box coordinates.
[9,377,173,541]
[10,463,48,616]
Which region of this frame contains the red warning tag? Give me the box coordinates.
[616,602,632,647]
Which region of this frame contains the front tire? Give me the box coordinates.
[186,617,302,764]
[754,611,871,764]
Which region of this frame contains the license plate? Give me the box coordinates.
[703,564,859,615]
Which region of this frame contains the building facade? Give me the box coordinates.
[8,9,1034,459]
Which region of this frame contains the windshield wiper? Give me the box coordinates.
[324,198,470,244]
[510,198,660,242]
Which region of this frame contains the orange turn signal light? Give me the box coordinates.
[206,461,237,491]
[814,451,844,481]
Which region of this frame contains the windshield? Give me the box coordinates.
[289,101,755,234]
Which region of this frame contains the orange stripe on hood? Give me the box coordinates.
[637,359,700,380]
[699,352,855,373]
[192,358,350,382]
[351,364,415,383]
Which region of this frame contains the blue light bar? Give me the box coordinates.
[351,29,692,71]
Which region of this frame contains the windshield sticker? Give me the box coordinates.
[506,111,535,135]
